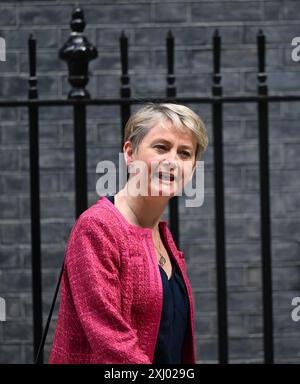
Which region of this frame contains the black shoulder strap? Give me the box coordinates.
[35,261,65,364]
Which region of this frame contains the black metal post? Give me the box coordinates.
[166,30,179,248]
[120,31,131,148]
[28,34,43,364]
[166,30,176,99]
[257,30,274,364]
[59,8,97,217]
[212,30,228,364]
[73,104,88,217]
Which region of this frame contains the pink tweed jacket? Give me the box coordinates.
[49,196,196,364]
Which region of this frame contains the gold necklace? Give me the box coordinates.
[124,197,166,267]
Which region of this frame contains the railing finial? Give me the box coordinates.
[59,8,98,99]
[71,7,86,33]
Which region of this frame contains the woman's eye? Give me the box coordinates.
[155,145,166,151]
[181,151,192,158]
[154,145,192,158]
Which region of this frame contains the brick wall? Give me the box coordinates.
[0,0,299,363]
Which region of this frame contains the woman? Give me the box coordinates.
[49,103,208,364]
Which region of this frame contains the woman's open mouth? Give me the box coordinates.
[154,171,175,183]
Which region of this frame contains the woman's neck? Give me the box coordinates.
[115,184,170,230]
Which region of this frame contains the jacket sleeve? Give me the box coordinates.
[65,215,151,364]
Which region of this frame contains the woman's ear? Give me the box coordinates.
[123,141,134,166]
[182,158,196,185]
[187,163,196,182]
[191,163,196,179]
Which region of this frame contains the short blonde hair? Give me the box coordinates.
[124,103,208,160]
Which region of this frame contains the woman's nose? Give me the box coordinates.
[161,156,178,172]
[169,149,180,163]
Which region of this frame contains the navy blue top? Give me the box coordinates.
[106,195,189,364]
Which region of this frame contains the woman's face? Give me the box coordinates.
[124,119,197,198]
